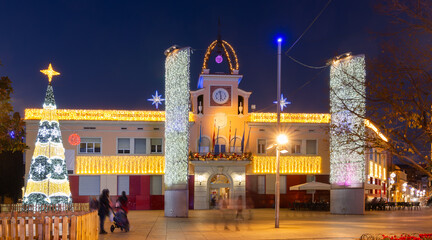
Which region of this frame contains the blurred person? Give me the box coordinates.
[89,196,99,211]
[117,191,128,214]
[98,189,112,234]
[235,195,244,231]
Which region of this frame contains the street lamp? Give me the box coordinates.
[275,134,287,228]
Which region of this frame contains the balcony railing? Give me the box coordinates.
[188,152,252,161]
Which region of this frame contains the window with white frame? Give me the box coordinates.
[150,175,163,195]
[257,139,266,154]
[306,140,317,154]
[151,138,163,153]
[117,138,130,154]
[291,140,301,154]
[230,137,242,153]
[134,138,146,154]
[198,137,210,153]
[257,175,265,194]
[79,138,101,154]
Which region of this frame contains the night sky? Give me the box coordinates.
[0,0,389,115]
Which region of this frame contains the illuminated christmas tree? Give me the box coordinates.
[24,64,72,205]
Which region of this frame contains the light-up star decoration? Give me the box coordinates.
[273,94,291,111]
[147,90,165,109]
[40,63,60,83]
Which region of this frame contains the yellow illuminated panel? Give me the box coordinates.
[253,156,321,174]
[383,168,386,181]
[75,155,165,175]
[364,119,388,142]
[249,113,330,123]
[369,161,373,177]
[374,163,378,178]
[25,109,195,122]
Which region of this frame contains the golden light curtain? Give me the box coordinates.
[253,155,321,174]
[75,155,165,174]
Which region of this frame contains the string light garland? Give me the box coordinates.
[202,40,239,74]
[249,113,330,123]
[75,155,164,174]
[330,54,366,186]
[253,156,321,174]
[164,47,191,188]
[25,108,195,122]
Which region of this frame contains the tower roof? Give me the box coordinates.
[201,39,239,75]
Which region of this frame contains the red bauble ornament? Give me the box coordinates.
[68,134,81,145]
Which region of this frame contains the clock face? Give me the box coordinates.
[212,88,229,104]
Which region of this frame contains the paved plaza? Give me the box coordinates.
[99,208,432,240]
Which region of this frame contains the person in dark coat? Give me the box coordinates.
[118,191,128,214]
[98,189,111,234]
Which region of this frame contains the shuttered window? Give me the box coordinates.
[79,176,100,196]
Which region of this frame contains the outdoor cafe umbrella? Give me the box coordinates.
[289,181,331,202]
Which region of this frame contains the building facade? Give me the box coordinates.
[24,38,387,210]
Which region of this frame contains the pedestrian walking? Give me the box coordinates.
[98,189,112,234]
[117,191,128,214]
[235,195,244,231]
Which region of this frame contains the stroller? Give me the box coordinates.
[110,206,129,232]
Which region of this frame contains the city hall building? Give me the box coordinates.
[23,38,388,210]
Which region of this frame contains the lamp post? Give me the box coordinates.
[275,134,288,228]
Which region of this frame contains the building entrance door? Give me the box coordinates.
[209,174,230,209]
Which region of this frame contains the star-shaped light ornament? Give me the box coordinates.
[273,94,291,112]
[35,164,45,174]
[147,90,165,109]
[54,164,63,174]
[40,63,60,84]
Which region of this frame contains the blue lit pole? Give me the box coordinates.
[275,37,282,228]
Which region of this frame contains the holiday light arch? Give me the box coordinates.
[201,40,239,74]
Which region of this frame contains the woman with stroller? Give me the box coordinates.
[111,191,130,232]
[98,189,112,234]
[118,191,128,214]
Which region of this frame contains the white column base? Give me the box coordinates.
[164,189,188,217]
[330,188,364,215]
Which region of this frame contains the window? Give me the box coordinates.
[257,139,266,154]
[150,175,163,195]
[198,137,210,153]
[230,137,242,153]
[306,140,317,154]
[280,175,286,194]
[79,138,101,154]
[79,176,100,196]
[134,138,146,154]
[151,138,163,153]
[117,176,130,195]
[118,138,130,154]
[214,137,226,154]
[291,140,301,154]
[257,176,265,194]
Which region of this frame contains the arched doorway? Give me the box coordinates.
[209,174,231,208]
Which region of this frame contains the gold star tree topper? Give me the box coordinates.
[40,63,60,83]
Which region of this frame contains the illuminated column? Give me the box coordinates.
[164,46,191,217]
[329,54,366,214]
